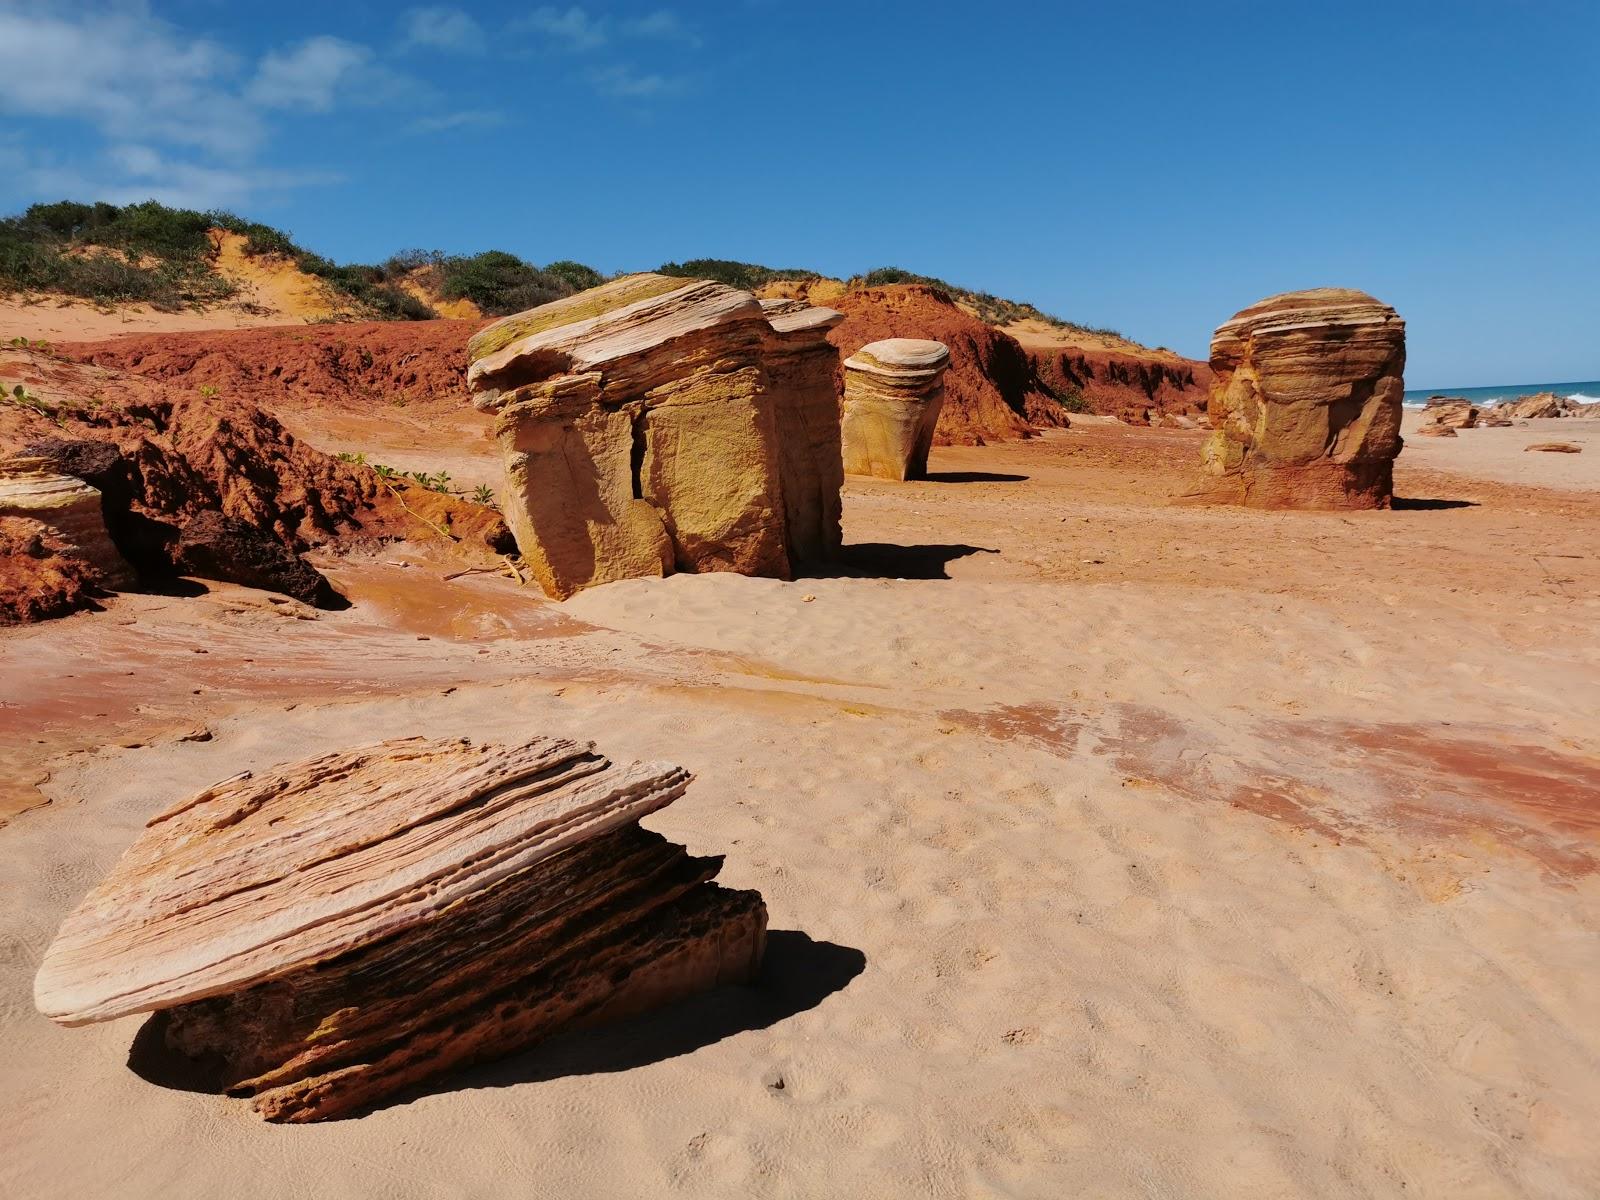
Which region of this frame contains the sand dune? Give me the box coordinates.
[2,420,1597,1198]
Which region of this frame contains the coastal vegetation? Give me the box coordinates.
[1,199,1118,336]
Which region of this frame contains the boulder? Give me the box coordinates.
[1496,392,1573,420]
[0,458,132,587]
[1414,423,1457,437]
[1421,397,1478,429]
[34,735,767,1122]
[1194,289,1406,509]
[841,339,953,480]
[1525,442,1582,453]
[467,275,845,599]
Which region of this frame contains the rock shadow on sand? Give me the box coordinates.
[127,930,866,1117]
[1391,496,1479,510]
[919,470,1029,484]
[815,542,998,580]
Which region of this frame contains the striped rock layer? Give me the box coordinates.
[0,458,132,587]
[35,736,767,1122]
[841,338,952,481]
[1198,289,1406,509]
[467,275,845,599]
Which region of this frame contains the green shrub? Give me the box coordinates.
[657,258,815,291]
[436,250,572,316]
[543,259,605,293]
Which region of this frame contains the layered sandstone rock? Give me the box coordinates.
[0,459,132,587]
[466,275,844,598]
[841,339,952,481]
[1421,397,1478,430]
[35,735,766,1122]
[761,298,846,563]
[1196,289,1406,509]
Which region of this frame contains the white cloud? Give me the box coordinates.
[9,143,340,212]
[0,6,262,157]
[622,10,701,48]
[512,5,609,51]
[248,36,374,112]
[401,7,486,54]
[588,64,684,99]
[408,110,507,135]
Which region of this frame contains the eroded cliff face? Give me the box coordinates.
[0,347,510,621]
[1028,348,1211,426]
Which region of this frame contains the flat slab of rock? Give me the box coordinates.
[1192,289,1406,509]
[842,338,952,481]
[1526,442,1582,453]
[35,736,766,1121]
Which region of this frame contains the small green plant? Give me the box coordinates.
[372,463,400,481]
[198,384,220,398]
[336,451,368,465]
[471,484,496,507]
[405,470,453,494]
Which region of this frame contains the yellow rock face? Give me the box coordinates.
[841,338,952,481]
[1199,289,1406,509]
[470,277,845,598]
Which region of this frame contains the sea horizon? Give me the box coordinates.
[1402,379,1600,407]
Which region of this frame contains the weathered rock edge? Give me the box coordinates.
[34,736,767,1122]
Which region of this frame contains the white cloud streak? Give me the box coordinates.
[401,7,486,54]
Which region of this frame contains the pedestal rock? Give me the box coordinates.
[841,338,952,481]
[1195,289,1406,509]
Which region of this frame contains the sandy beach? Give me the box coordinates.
[4,415,1597,1199]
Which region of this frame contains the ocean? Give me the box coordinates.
[1402,380,1600,408]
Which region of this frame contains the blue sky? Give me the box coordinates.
[1,1,1595,387]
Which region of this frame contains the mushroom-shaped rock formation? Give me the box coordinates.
[34,736,767,1123]
[1195,289,1406,509]
[466,275,845,599]
[841,338,952,481]
[0,458,132,587]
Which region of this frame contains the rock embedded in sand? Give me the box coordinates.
[841,338,953,481]
[34,735,767,1123]
[1525,442,1582,453]
[1414,423,1457,437]
[0,458,132,588]
[466,274,846,598]
[1196,289,1406,509]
